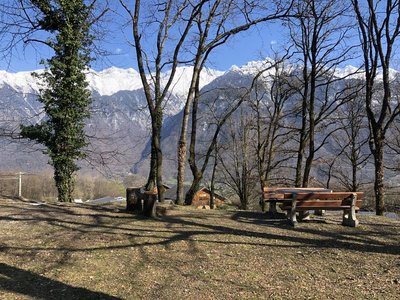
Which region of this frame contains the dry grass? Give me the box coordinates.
[0,197,399,299]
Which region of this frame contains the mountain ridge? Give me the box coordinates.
[0,59,398,181]
[0,66,225,97]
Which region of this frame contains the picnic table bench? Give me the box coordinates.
[262,187,332,213]
[262,187,364,227]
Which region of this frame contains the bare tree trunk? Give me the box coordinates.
[154,107,164,203]
[295,50,309,187]
[145,142,157,191]
[186,176,201,205]
[256,96,266,190]
[242,118,249,209]
[176,142,186,204]
[351,144,358,192]
[120,0,200,211]
[372,133,385,215]
[186,89,201,204]
[302,57,317,187]
[295,79,308,187]
[177,67,201,205]
[210,145,218,209]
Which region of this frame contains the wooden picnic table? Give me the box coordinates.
[262,187,364,227]
[262,187,332,213]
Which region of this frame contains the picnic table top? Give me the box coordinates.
[263,187,333,193]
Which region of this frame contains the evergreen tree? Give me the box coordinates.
[21,0,93,202]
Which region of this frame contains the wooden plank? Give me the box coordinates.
[281,206,361,211]
[263,186,331,193]
[281,199,362,208]
[282,192,364,200]
[262,193,285,200]
[263,186,287,192]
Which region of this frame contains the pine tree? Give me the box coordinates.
[21,0,93,202]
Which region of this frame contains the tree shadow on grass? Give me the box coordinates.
[226,210,400,252]
[0,201,399,258]
[158,211,400,255]
[0,263,120,300]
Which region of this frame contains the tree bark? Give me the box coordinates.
[126,187,142,212]
[372,134,385,216]
[176,67,201,205]
[210,146,218,209]
[143,192,157,218]
[295,85,308,187]
[185,176,201,205]
[176,141,186,204]
[145,143,157,191]
[295,51,309,187]
[302,67,316,187]
[153,107,164,203]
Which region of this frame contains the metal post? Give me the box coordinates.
[18,172,22,198]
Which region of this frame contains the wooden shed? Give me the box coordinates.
[191,187,226,207]
[164,186,226,208]
[149,184,171,194]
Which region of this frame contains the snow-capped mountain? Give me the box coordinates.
[0,65,225,175]
[0,70,42,94]
[0,66,224,97]
[0,59,398,181]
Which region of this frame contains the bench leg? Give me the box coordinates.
[269,201,277,213]
[298,211,310,221]
[342,194,359,227]
[288,196,297,226]
[259,199,266,212]
[314,209,325,216]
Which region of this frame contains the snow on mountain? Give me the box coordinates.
[86,67,143,96]
[230,59,276,76]
[0,70,42,94]
[2,59,399,179]
[0,66,224,97]
[162,66,225,97]
[334,65,363,78]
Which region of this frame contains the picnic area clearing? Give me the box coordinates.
[0,197,399,299]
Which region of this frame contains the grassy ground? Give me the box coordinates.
[0,197,399,300]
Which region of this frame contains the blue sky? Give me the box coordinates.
[0,5,284,73]
[0,24,281,72]
[0,1,371,73]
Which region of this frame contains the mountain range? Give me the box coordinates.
[0,61,398,186]
[0,65,224,177]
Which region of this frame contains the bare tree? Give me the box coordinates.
[185,62,280,204]
[251,59,297,190]
[175,0,296,204]
[219,110,256,209]
[352,0,400,215]
[287,0,356,187]
[333,84,371,191]
[318,81,371,191]
[119,0,204,202]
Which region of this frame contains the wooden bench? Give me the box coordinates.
[279,192,364,227]
[261,187,332,214]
